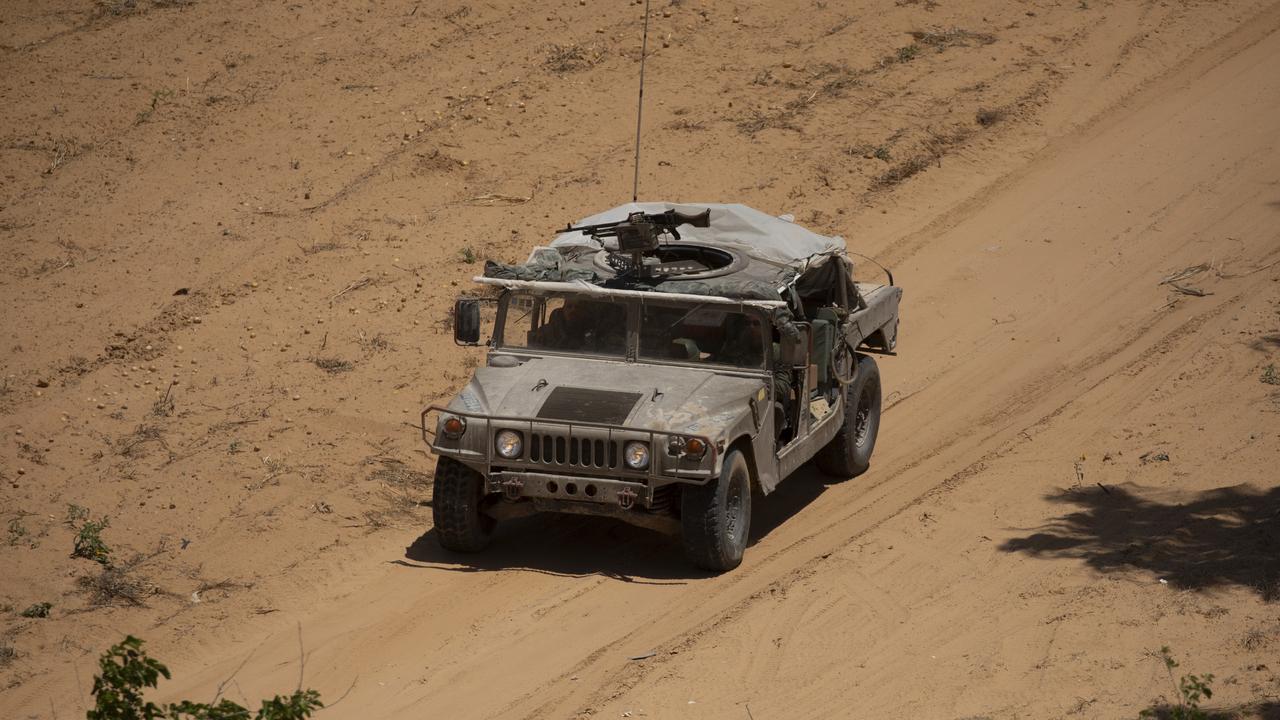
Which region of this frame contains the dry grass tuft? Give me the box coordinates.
[976,107,1008,126]
[871,154,934,189]
[666,118,707,131]
[544,43,606,74]
[117,424,167,457]
[77,561,159,607]
[909,28,998,50]
[357,331,393,354]
[310,356,354,374]
[361,458,431,528]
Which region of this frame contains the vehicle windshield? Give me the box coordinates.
[500,294,627,357]
[499,293,767,370]
[639,304,765,370]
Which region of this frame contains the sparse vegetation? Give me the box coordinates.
[976,107,1007,126]
[873,145,892,161]
[544,43,606,74]
[666,118,707,131]
[459,245,478,264]
[910,28,998,51]
[70,506,113,565]
[1261,364,1279,385]
[150,381,176,417]
[895,44,921,63]
[310,356,354,374]
[7,516,30,546]
[117,423,167,458]
[1139,646,1215,720]
[362,458,431,528]
[19,602,51,618]
[357,331,393,354]
[871,154,934,189]
[299,240,344,255]
[135,88,174,125]
[87,635,322,720]
[78,560,156,607]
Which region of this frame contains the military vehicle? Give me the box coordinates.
[422,202,901,570]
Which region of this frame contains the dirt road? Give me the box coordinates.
[2,1,1277,718]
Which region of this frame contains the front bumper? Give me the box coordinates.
[488,470,648,508]
[422,405,719,484]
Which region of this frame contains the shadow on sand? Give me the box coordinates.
[1000,483,1279,600]
[396,465,833,582]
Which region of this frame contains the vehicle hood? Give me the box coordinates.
[449,356,765,437]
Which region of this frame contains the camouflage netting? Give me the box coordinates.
[483,202,853,304]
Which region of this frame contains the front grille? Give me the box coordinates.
[528,433,620,469]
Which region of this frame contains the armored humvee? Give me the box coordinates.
[423,203,901,571]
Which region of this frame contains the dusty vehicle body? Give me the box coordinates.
[423,202,901,570]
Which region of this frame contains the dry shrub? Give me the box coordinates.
[362,458,431,528]
[976,107,1007,126]
[871,154,934,189]
[544,43,606,73]
[909,28,997,50]
[77,562,159,607]
[117,424,166,457]
[310,356,354,373]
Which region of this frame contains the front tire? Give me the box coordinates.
[681,448,753,572]
[816,354,882,478]
[433,456,495,552]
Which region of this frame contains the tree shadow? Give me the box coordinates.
[396,465,831,581]
[1141,701,1279,719]
[1000,483,1279,600]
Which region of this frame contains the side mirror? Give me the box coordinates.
[453,298,481,346]
[779,329,806,367]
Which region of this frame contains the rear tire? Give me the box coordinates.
[433,456,495,552]
[816,354,881,478]
[681,448,752,572]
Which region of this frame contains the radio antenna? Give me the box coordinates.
[631,0,651,203]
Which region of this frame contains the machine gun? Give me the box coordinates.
[562,209,711,279]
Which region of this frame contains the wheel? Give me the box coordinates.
[432,456,496,552]
[816,353,882,478]
[681,448,752,571]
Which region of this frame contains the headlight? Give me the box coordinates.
[441,416,466,439]
[624,441,650,470]
[683,437,707,459]
[495,430,523,458]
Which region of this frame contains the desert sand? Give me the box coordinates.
[1,1,1277,718]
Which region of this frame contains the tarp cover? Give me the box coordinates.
[483,202,850,303]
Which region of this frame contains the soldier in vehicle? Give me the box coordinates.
[536,299,625,353]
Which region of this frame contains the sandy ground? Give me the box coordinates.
[1,0,1278,718]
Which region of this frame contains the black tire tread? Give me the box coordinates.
[433,456,495,552]
[681,450,751,572]
[815,354,881,478]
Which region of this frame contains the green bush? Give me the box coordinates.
[87,636,322,720]
[1139,646,1214,720]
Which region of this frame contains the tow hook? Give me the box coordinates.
[617,487,638,510]
[501,476,524,500]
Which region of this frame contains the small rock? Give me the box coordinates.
[35,379,49,388]
[292,394,301,401]
[16,468,25,475]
